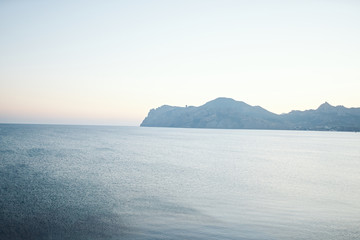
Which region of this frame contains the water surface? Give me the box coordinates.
[1,124,360,239]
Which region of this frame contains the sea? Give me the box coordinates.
[1,124,360,240]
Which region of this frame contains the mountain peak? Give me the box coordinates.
[317,102,334,111]
[203,97,249,109]
[208,97,236,103]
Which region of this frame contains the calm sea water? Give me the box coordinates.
[1,124,360,240]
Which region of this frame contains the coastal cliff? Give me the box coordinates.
[141,98,360,131]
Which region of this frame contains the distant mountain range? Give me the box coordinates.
[140,98,360,131]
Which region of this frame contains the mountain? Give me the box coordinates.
[283,102,360,131]
[140,98,360,131]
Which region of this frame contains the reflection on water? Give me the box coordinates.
[1,124,360,239]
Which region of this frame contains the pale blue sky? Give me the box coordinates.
[1,0,359,125]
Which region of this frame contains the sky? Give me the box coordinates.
[1,0,359,126]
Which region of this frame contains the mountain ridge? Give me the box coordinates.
[141,98,360,131]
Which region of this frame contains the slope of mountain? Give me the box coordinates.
[141,98,360,131]
[283,102,360,131]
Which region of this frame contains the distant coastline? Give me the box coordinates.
[141,98,360,132]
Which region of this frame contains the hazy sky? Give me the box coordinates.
[1,0,359,125]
